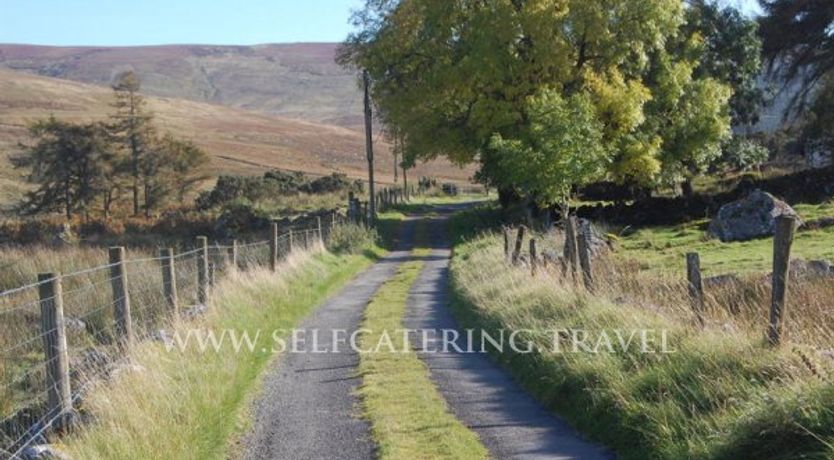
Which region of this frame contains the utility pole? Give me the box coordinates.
[364,69,376,224]
[393,134,399,183]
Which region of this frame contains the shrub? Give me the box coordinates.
[196,175,278,210]
[213,202,272,238]
[197,172,363,210]
[302,173,363,195]
[717,137,770,171]
[327,223,378,254]
[263,169,307,190]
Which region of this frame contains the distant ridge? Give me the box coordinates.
[0,69,474,203]
[0,43,363,129]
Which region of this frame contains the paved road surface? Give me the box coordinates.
[243,204,611,459]
[241,218,415,460]
[403,206,612,460]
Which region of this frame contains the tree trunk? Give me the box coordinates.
[132,163,140,216]
[143,183,151,218]
[682,178,695,200]
[65,180,72,220]
[402,166,408,197]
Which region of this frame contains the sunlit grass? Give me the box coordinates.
[357,251,488,460]
[58,248,377,459]
[448,223,834,459]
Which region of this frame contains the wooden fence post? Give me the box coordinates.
[769,215,797,346]
[208,262,216,288]
[229,240,238,271]
[109,247,133,347]
[511,226,526,265]
[563,216,580,281]
[196,236,209,304]
[270,222,279,272]
[160,248,178,317]
[576,222,595,291]
[289,229,294,253]
[503,227,510,263]
[686,252,705,328]
[529,238,538,277]
[348,192,355,223]
[38,273,72,430]
[317,216,323,245]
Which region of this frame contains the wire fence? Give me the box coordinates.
[502,215,834,354]
[0,211,347,458]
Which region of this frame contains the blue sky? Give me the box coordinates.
[0,0,365,46]
[0,0,761,47]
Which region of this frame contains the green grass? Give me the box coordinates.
[58,248,379,459]
[447,214,834,459]
[615,199,834,275]
[390,192,494,214]
[357,247,489,460]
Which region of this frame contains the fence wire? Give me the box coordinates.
[1,224,329,458]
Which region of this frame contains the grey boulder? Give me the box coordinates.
[708,190,801,242]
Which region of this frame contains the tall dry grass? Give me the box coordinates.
[530,227,834,352]
[0,226,326,453]
[450,227,834,458]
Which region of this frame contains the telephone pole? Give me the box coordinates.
[364,69,376,224]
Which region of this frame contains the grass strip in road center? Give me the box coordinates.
[357,244,489,460]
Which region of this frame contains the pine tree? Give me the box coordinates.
[110,71,152,216]
[13,118,113,220]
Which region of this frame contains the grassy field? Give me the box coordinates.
[447,206,834,459]
[614,200,834,275]
[57,245,380,459]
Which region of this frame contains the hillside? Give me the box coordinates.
[0,69,474,205]
[0,43,363,128]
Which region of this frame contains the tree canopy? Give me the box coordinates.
[341,0,736,205]
[759,0,834,112]
[14,74,209,220]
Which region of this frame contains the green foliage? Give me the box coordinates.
[489,91,607,206]
[760,0,834,113]
[110,71,153,216]
[685,0,764,126]
[12,117,114,219]
[197,176,284,210]
[304,173,363,195]
[141,135,209,215]
[196,172,362,211]
[801,76,834,151]
[13,71,209,220]
[716,137,770,170]
[262,169,307,190]
[342,0,738,203]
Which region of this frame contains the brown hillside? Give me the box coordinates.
[0,43,364,128]
[0,69,474,206]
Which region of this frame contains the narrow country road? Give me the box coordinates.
[241,218,416,460]
[243,202,611,459]
[404,205,613,460]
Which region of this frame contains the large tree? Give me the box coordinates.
[341,0,733,205]
[759,0,834,113]
[13,118,114,220]
[687,0,764,126]
[140,134,209,217]
[111,71,152,216]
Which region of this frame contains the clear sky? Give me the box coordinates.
[0,0,365,46]
[0,0,762,47]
